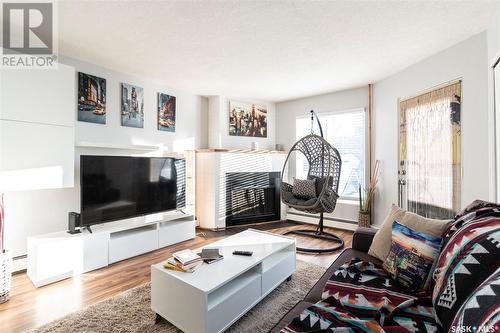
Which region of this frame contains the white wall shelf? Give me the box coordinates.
[75,141,161,152]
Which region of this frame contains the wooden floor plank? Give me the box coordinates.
[0,221,353,333]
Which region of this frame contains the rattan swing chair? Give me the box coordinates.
[281,110,344,253]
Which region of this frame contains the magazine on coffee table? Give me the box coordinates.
[173,249,201,266]
[199,248,223,264]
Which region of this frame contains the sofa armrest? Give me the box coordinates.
[352,227,377,253]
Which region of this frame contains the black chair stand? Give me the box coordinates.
[284,213,344,253]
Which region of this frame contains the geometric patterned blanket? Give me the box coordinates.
[281,259,441,333]
[450,267,500,332]
[431,200,500,331]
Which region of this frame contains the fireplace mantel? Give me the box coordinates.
[196,148,287,154]
[195,151,287,230]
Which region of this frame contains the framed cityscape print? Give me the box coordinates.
[77,72,106,124]
[228,100,267,137]
[158,93,176,132]
[121,83,144,128]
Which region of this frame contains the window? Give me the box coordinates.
[295,109,365,199]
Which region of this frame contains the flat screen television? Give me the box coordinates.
[80,155,186,226]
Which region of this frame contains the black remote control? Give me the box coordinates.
[232,250,253,256]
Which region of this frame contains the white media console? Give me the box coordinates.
[27,211,195,287]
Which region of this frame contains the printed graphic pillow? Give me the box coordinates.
[292,178,316,200]
[368,204,450,262]
[368,204,406,260]
[383,221,442,292]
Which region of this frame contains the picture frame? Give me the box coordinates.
[228,100,267,137]
[77,72,107,124]
[121,83,144,128]
[158,93,176,132]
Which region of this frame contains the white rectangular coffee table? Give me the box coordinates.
[151,229,296,333]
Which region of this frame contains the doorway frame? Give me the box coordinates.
[397,78,463,214]
[493,55,500,201]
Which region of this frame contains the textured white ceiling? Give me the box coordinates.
[59,1,496,102]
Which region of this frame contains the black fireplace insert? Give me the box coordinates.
[225,172,281,226]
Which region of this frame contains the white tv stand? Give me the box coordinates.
[27,211,195,287]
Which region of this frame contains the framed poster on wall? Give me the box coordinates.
[77,72,106,124]
[228,100,267,137]
[157,93,176,132]
[121,83,144,128]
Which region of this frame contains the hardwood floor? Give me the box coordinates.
[0,221,353,333]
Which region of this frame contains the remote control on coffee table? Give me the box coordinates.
[232,250,253,256]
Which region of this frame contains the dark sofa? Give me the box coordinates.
[269,227,378,333]
[270,200,500,333]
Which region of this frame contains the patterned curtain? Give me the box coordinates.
[399,82,461,219]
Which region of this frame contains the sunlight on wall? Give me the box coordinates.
[0,166,64,192]
[35,253,83,324]
[173,137,195,153]
[37,237,85,278]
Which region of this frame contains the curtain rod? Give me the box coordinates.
[399,78,462,103]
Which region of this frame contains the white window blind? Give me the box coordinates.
[295,109,365,199]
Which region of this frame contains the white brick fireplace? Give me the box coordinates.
[195,150,287,230]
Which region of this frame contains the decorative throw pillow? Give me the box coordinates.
[292,178,317,200]
[308,175,330,197]
[383,221,442,292]
[368,204,451,261]
[368,204,406,260]
[400,211,451,238]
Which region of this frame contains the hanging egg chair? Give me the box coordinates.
[281,110,344,252]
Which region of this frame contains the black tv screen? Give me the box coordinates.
[80,155,186,226]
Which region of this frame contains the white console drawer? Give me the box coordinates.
[261,250,296,296]
[109,225,158,263]
[207,270,261,333]
[158,218,195,248]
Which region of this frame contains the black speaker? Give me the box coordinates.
[68,212,81,234]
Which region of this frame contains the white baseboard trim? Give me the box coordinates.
[286,212,359,231]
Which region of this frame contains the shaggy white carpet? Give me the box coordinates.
[31,260,325,333]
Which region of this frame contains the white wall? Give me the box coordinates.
[1,64,75,190]
[488,5,500,65]
[276,87,368,149]
[66,56,208,152]
[4,56,209,258]
[373,32,490,226]
[275,87,368,224]
[208,96,276,150]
